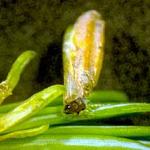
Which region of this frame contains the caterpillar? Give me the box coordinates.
[63,10,105,114]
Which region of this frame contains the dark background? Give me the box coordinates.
[0,0,150,105]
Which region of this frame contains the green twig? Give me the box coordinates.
[0,125,49,141]
[5,103,150,132]
[46,125,150,138]
[0,85,64,133]
[87,91,129,103]
[0,51,36,104]
[0,134,149,150]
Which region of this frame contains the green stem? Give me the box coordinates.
[0,105,62,117]
[46,126,150,137]
[0,97,63,114]
[0,102,21,113]
[0,85,64,133]
[0,125,49,141]
[87,90,129,103]
[85,103,150,119]
[0,51,36,104]
[6,103,150,132]
[0,134,149,150]
[6,51,36,90]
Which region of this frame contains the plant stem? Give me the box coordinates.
[0,51,36,104]
[46,125,150,137]
[0,125,49,141]
[0,134,149,150]
[5,103,150,133]
[0,85,64,133]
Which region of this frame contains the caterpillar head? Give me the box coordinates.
[64,98,86,114]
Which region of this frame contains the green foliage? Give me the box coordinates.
[0,50,149,148]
